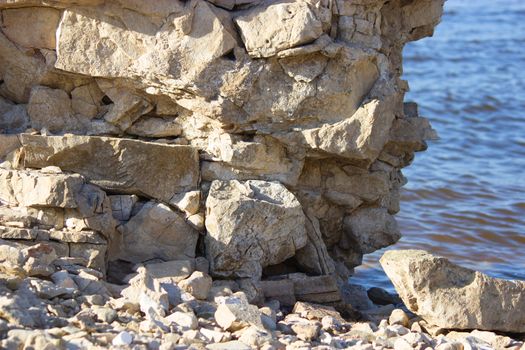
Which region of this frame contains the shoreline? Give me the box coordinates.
[1,249,524,349]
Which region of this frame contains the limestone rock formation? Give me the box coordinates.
[380,250,525,333]
[0,0,445,309]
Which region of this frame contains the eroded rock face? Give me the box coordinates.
[0,0,445,292]
[380,250,525,333]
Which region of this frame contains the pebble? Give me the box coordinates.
[165,311,198,330]
[389,308,410,327]
[112,331,133,346]
[178,271,212,300]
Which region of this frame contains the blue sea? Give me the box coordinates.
[353,0,525,289]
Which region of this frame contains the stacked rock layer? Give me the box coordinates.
[0,0,444,300]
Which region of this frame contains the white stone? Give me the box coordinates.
[112,331,133,346]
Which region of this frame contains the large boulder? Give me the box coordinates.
[380,250,525,333]
[205,180,308,279]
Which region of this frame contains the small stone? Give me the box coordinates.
[290,320,321,341]
[121,268,169,316]
[435,342,464,350]
[206,340,251,350]
[321,315,342,332]
[402,331,432,347]
[92,306,117,323]
[259,306,277,331]
[112,331,133,346]
[238,325,273,347]
[85,294,105,306]
[389,309,409,327]
[169,190,201,216]
[187,213,205,231]
[165,311,198,330]
[178,271,212,300]
[352,322,378,334]
[292,301,344,322]
[386,324,410,337]
[200,328,229,343]
[181,329,205,345]
[214,293,264,331]
[51,271,78,291]
[394,337,413,350]
[27,278,73,299]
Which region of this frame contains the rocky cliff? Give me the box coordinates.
[0,0,444,301]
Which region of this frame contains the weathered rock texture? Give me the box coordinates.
[0,0,444,300]
[381,250,525,333]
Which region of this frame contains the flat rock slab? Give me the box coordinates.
[380,250,525,333]
[19,134,199,202]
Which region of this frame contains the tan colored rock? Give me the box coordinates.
[343,208,400,254]
[291,275,342,304]
[0,134,21,160]
[19,134,200,202]
[301,99,394,163]
[70,82,105,119]
[0,96,28,133]
[170,190,201,216]
[121,268,169,316]
[0,0,448,314]
[99,85,153,131]
[235,0,324,58]
[381,250,525,333]
[118,201,198,263]
[292,301,344,323]
[69,242,107,273]
[144,260,194,284]
[0,7,60,49]
[205,180,307,279]
[109,194,138,222]
[27,86,76,133]
[214,293,265,331]
[389,309,409,327]
[178,271,213,300]
[55,2,237,92]
[127,116,182,138]
[0,240,57,277]
[0,168,83,208]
